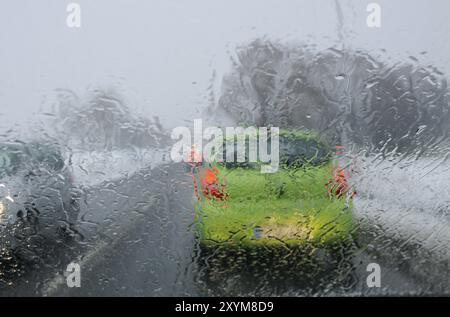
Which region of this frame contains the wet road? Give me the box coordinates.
[46,163,197,296]
[0,163,196,296]
[1,160,449,296]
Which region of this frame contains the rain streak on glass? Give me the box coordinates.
[0,0,449,296]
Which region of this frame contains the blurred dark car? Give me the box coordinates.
[0,142,80,261]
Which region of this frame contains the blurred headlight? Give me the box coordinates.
[0,184,14,203]
[0,184,7,197]
[0,201,5,219]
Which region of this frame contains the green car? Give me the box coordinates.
[195,130,355,247]
[192,130,356,294]
[0,142,80,263]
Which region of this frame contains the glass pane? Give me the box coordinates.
[0,0,449,297]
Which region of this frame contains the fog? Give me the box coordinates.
[1,0,450,296]
[1,0,450,129]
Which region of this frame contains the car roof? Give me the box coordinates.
[0,142,65,172]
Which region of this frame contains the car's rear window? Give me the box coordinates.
[0,143,65,177]
[221,132,331,170]
[25,143,65,171]
[0,146,22,177]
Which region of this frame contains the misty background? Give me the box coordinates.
[0,0,450,296]
[1,0,450,130]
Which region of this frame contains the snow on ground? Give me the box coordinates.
[352,155,450,260]
[69,147,170,187]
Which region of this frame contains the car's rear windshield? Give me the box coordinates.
[0,143,65,177]
[25,143,65,171]
[0,145,22,177]
[221,132,331,169]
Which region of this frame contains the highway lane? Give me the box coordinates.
[44,163,197,296]
[0,163,197,296]
[49,162,450,296]
[1,159,449,296]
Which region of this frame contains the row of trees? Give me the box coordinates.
[54,88,169,151]
[208,39,450,155]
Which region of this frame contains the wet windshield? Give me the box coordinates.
[0,0,449,298]
[0,147,21,178]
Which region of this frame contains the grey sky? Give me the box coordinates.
[1,0,450,128]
